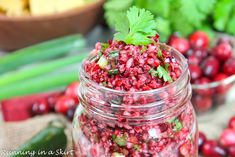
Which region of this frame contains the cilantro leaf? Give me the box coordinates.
[114,6,158,46]
[213,0,235,31]
[157,65,172,82]
[149,65,172,82]
[168,117,183,132]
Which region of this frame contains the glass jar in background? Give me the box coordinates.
[73,44,198,157]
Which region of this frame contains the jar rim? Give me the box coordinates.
[80,43,189,95]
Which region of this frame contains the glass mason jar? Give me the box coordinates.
[73,44,198,157]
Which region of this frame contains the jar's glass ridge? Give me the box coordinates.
[73,44,198,157]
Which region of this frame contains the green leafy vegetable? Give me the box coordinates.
[149,65,172,82]
[157,49,163,59]
[101,42,110,52]
[213,0,235,31]
[168,117,183,132]
[114,6,158,45]
[105,0,235,38]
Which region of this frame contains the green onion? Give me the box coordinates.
[98,55,108,69]
[0,34,86,74]
[0,53,87,87]
[109,51,119,58]
[0,70,79,100]
[108,69,119,75]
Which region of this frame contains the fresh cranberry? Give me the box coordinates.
[187,49,208,61]
[220,129,235,147]
[167,33,179,44]
[223,57,235,75]
[194,77,212,96]
[66,106,77,121]
[187,55,200,65]
[192,95,212,112]
[199,132,207,152]
[212,42,232,62]
[189,31,209,49]
[47,92,63,110]
[65,81,80,103]
[55,95,77,114]
[213,73,231,94]
[189,64,202,81]
[202,140,227,157]
[217,37,233,47]
[228,145,235,157]
[168,37,190,54]
[228,116,235,130]
[201,56,219,78]
[31,99,50,115]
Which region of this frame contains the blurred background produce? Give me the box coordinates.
[104,0,235,41]
[0,0,104,50]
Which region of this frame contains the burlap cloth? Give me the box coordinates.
[0,114,73,157]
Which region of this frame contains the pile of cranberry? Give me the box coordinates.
[168,31,235,112]
[31,81,80,121]
[199,116,235,157]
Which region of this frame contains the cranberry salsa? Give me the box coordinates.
[73,7,198,157]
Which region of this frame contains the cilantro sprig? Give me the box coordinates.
[149,65,172,83]
[168,117,183,132]
[114,6,158,46]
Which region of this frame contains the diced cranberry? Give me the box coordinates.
[201,56,219,78]
[212,42,232,62]
[189,31,209,49]
[31,99,50,115]
[55,95,77,114]
[223,57,235,75]
[220,129,235,147]
[189,64,202,81]
[65,81,80,103]
[199,132,207,153]
[168,37,190,54]
[202,140,227,157]
[228,145,235,157]
[192,95,212,112]
[228,117,235,130]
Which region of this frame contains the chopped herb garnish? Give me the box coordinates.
[133,144,140,151]
[114,6,158,46]
[97,55,108,69]
[102,82,108,86]
[108,69,119,75]
[109,51,119,58]
[112,152,125,157]
[112,134,117,140]
[141,46,147,53]
[157,49,163,59]
[98,51,102,57]
[101,42,109,52]
[164,63,170,72]
[148,65,172,82]
[113,135,127,146]
[168,117,183,132]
